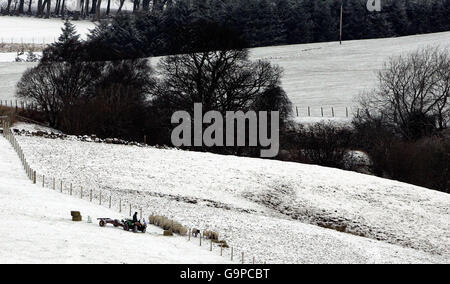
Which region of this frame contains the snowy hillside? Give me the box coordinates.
[12,130,450,264]
[247,31,450,115]
[0,135,231,264]
[1,29,450,113]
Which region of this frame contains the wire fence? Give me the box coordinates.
[293,105,360,118]
[1,115,262,264]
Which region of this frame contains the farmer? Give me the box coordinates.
[133,212,138,223]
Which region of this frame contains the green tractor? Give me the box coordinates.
[122,219,147,233]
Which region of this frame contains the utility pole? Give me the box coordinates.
[339,2,343,45]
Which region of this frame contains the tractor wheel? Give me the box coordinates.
[123,223,129,231]
[99,220,105,227]
[133,225,137,233]
[142,227,147,233]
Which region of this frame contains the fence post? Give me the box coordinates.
[308,106,311,117]
[53,178,55,190]
[332,107,335,117]
[99,192,102,205]
[90,189,92,202]
[321,107,324,117]
[242,252,244,264]
[140,208,142,220]
[70,183,72,195]
[210,239,212,251]
[346,107,349,118]
[200,234,202,246]
[60,180,63,193]
[109,196,112,208]
[42,175,45,187]
[296,106,299,117]
[188,229,191,241]
[33,171,36,184]
[80,186,83,199]
[119,199,122,213]
[231,247,234,261]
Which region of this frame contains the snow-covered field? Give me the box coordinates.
[0,135,230,264]
[0,61,36,102]
[13,131,450,264]
[0,16,95,44]
[1,22,449,113]
[248,31,450,114]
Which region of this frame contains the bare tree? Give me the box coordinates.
[155,49,283,114]
[358,47,450,140]
[17,60,103,128]
[95,0,101,21]
[117,0,125,14]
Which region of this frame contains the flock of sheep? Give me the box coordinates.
[148,214,227,247]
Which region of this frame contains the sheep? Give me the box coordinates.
[192,228,200,237]
[202,230,219,240]
[153,216,163,227]
[211,231,219,241]
[217,240,229,248]
[178,226,188,236]
[171,223,188,236]
[148,215,188,236]
[161,217,172,230]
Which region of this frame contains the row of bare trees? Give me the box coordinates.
[2,0,62,18]
[1,0,185,19]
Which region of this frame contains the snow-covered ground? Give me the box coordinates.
[0,135,231,264]
[0,52,42,62]
[292,116,352,127]
[0,16,95,44]
[12,130,450,264]
[0,61,36,102]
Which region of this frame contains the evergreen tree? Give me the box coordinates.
[387,0,408,36]
[42,20,82,62]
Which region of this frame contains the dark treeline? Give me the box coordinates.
[88,0,450,58]
[2,0,450,53]
[19,20,292,157]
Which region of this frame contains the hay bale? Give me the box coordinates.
[163,230,173,236]
[72,215,82,222]
[70,211,81,217]
[148,215,156,225]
